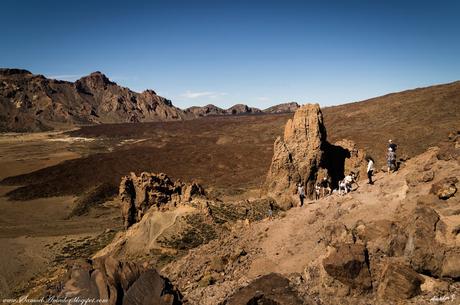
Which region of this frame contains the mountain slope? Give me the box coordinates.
[323,81,460,166]
[0,69,189,132]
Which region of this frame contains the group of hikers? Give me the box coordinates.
[296,139,399,206]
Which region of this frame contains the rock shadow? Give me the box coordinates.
[321,142,351,189]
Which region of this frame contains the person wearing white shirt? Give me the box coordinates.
[366,157,375,184]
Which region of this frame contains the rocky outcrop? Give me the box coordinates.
[185,104,227,117]
[263,102,300,114]
[99,194,277,259]
[322,243,372,291]
[221,273,305,305]
[265,104,326,205]
[376,262,423,301]
[119,172,204,229]
[441,248,460,278]
[226,104,262,115]
[430,177,458,199]
[404,206,445,277]
[264,104,367,205]
[56,256,182,305]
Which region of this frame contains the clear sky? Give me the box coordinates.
[1,0,459,109]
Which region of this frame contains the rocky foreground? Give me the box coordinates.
[15,105,460,305]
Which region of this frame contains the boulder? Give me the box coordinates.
[376,262,423,301]
[404,206,445,277]
[119,172,204,228]
[322,222,354,247]
[406,169,435,187]
[441,248,460,278]
[122,269,183,305]
[221,273,305,305]
[430,177,458,200]
[322,243,372,290]
[58,256,182,305]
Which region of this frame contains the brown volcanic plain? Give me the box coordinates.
[2,81,459,203]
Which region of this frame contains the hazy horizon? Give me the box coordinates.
[2,0,459,109]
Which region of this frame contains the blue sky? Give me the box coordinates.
[1,0,459,109]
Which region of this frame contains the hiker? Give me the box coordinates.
[268,201,274,220]
[344,172,357,193]
[320,177,331,197]
[315,183,321,200]
[338,179,347,195]
[366,156,375,184]
[297,183,305,207]
[387,147,396,173]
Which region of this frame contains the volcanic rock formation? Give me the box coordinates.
[265,103,366,206]
[265,104,326,205]
[94,173,279,260]
[119,172,205,229]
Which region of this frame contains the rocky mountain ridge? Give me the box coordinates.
[0,68,299,132]
[0,69,188,132]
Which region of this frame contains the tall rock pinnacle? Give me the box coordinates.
[265,104,327,207]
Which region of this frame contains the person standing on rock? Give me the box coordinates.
[387,148,396,173]
[366,156,375,184]
[315,183,321,200]
[297,183,305,206]
[344,173,357,193]
[338,179,347,195]
[320,177,331,197]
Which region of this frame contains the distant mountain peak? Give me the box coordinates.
[0,68,33,76]
[142,89,158,96]
[264,102,300,113]
[78,71,114,87]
